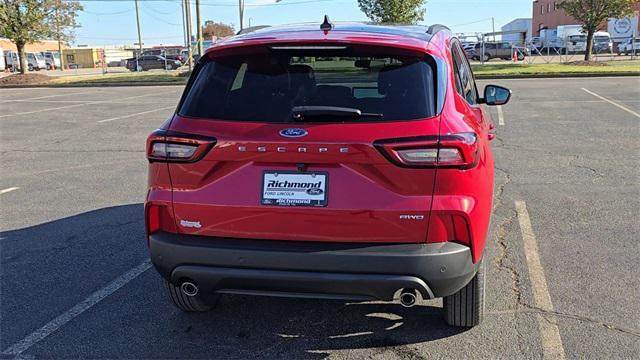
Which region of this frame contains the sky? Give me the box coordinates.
[73,0,533,46]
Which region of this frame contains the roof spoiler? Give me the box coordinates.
[427,24,450,35]
[236,25,271,35]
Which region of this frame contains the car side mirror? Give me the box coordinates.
[482,85,511,106]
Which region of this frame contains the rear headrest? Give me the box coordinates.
[288,64,316,89]
[378,65,407,96]
[288,64,315,79]
[243,62,289,92]
[316,85,351,100]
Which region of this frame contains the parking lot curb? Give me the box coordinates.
[0,81,187,88]
[475,72,640,79]
[1,73,638,88]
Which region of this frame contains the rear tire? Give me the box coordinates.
[443,260,485,327]
[163,279,217,312]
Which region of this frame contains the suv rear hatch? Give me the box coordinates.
[163,44,442,243]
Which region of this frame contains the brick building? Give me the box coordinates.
[532,0,640,37]
[0,38,64,53]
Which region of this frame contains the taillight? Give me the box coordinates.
[150,143,198,159]
[146,129,216,163]
[374,133,478,169]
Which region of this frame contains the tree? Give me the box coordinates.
[202,21,235,40]
[357,0,427,24]
[559,0,637,61]
[0,0,81,74]
[48,0,82,71]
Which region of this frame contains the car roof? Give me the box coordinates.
[207,22,450,55]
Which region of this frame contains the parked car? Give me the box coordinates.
[41,51,61,70]
[618,37,640,55]
[142,49,184,63]
[145,21,511,328]
[126,55,181,71]
[466,42,525,61]
[461,42,477,52]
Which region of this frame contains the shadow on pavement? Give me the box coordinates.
[1,204,467,358]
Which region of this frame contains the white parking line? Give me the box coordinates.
[515,201,566,360]
[0,92,175,119]
[497,105,505,126]
[97,105,175,123]
[581,88,640,118]
[0,99,89,104]
[1,260,151,357]
[0,187,19,195]
[26,92,88,101]
[0,102,90,118]
[0,92,87,102]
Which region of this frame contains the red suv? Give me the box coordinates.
[145,20,511,327]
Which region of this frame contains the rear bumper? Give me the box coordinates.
[149,232,480,301]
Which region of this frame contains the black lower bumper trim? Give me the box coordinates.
[149,232,480,300]
[173,266,433,301]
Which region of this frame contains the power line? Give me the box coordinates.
[450,18,492,28]
[83,9,133,15]
[139,5,183,26]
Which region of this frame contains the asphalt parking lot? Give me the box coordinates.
[1,77,639,359]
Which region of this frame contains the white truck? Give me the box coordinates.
[565,31,613,53]
[618,37,640,55]
[556,25,584,52]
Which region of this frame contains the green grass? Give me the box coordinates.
[50,71,187,85]
[472,61,640,76]
[34,60,640,86]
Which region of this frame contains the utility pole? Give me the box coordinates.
[195,0,203,56]
[134,0,143,71]
[239,0,244,31]
[181,1,187,50]
[491,17,496,42]
[185,0,193,71]
[55,0,64,71]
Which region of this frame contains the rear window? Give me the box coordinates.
[179,48,436,122]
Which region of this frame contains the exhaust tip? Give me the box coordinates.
[399,288,417,307]
[181,281,199,297]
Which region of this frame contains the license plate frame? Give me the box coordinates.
[261,171,328,207]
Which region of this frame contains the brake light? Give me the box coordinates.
[374,133,478,169]
[146,129,216,163]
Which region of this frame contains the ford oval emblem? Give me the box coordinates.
[279,128,308,138]
[306,188,324,195]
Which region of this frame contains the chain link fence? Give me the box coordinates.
[469,35,638,66]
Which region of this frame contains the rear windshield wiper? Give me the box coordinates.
[291,106,383,121]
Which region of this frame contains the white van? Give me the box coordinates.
[0,48,5,71]
[27,52,47,71]
[4,51,47,71]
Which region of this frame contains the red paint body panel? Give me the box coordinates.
[166,115,440,242]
